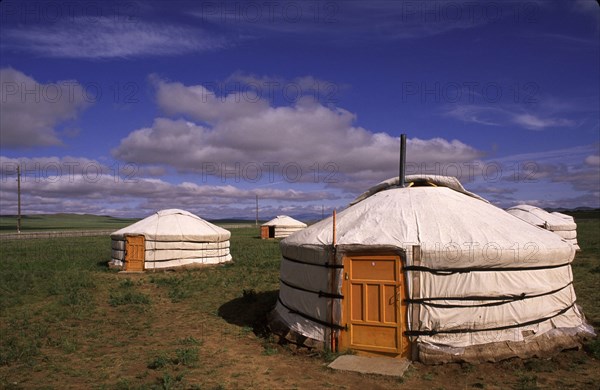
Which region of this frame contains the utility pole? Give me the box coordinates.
[17,165,21,233]
[255,195,258,226]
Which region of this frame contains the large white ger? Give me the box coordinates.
[110,209,232,271]
[271,175,593,364]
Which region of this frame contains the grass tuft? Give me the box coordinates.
[178,336,202,346]
[515,374,538,390]
[109,291,151,306]
[175,347,200,367]
[148,353,171,370]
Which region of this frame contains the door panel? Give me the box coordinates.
[352,324,399,350]
[366,284,381,322]
[342,254,408,357]
[125,235,145,271]
[351,284,364,321]
[350,258,396,281]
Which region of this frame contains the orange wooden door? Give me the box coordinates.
[342,254,409,357]
[260,226,269,239]
[125,235,145,271]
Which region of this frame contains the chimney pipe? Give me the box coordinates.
[399,133,407,188]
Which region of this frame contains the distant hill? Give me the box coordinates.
[543,208,600,220]
[208,218,263,225]
[554,209,600,220]
[210,213,327,225]
[288,212,328,224]
[3,207,597,234]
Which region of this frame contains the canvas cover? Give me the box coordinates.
[507,205,579,250]
[506,205,576,231]
[262,215,307,238]
[273,175,593,362]
[110,209,232,269]
[552,211,576,223]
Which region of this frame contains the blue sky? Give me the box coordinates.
[0,0,599,219]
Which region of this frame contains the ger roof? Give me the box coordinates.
[111,209,230,242]
[281,175,573,269]
[262,215,307,227]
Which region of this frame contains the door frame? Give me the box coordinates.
[338,251,410,358]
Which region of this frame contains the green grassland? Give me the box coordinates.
[0,228,284,389]
[0,214,139,232]
[570,219,600,327]
[0,218,599,389]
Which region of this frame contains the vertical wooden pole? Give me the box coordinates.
[17,165,21,233]
[332,209,337,245]
[255,195,258,226]
[330,209,337,351]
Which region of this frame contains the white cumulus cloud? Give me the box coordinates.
[114,77,483,189]
[0,68,90,148]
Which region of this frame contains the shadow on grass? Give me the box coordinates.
[96,260,110,269]
[218,289,279,337]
